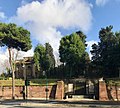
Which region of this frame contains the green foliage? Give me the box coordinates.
[30,79,57,85]
[91,25,120,78]
[0,22,32,78]
[0,79,57,86]
[0,22,32,51]
[34,43,55,75]
[106,78,120,86]
[59,32,85,64]
[34,45,46,71]
[45,43,55,68]
[59,31,88,78]
[0,79,24,86]
[0,73,6,78]
[76,31,87,47]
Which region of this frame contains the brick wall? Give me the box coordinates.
[0,86,23,99]
[106,85,120,101]
[99,81,108,101]
[28,85,55,99]
[99,81,120,101]
[55,81,64,99]
[0,81,64,100]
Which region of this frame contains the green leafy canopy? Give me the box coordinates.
[0,22,32,51]
[34,43,55,72]
[91,25,120,78]
[59,32,85,64]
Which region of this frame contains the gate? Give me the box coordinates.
[64,79,98,99]
[74,81,86,95]
[64,78,86,98]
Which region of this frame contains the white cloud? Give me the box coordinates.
[0,47,33,74]
[21,0,28,6]
[0,47,34,74]
[0,48,9,73]
[9,0,93,60]
[17,48,34,59]
[86,40,98,59]
[0,11,6,19]
[96,0,109,6]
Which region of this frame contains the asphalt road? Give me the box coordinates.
[0,99,120,108]
[0,104,120,108]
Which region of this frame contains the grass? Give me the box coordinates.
[30,79,58,86]
[0,79,24,86]
[106,78,120,86]
[0,79,58,86]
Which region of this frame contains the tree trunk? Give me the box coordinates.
[8,48,15,99]
[12,69,15,99]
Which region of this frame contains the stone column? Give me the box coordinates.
[23,65,26,80]
[32,64,36,78]
[15,67,19,78]
[55,81,64,100]
[99,80,108,101]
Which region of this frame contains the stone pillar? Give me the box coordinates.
[19,65,22,78]
[23,65,26,80]
[32,64,36,78]
[55,81,64,100]
[15,67,19,78]
[99,80,108,101]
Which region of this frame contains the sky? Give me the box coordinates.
[0,0,120,72]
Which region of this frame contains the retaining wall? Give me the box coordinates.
[0,81,64,100]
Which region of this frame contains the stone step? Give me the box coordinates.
[72,95,88,99]
[66,95,90,99]
[66,95,94,101]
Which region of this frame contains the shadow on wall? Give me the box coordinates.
[49,85,57,99]
[106,85,114,101]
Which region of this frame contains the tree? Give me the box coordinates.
[91,25,120,78]
[34,44,45,72]
[0,22,32,99]
[45,43,55,68]
[34,43,55,77]
[59,32,87,78]
[76,31,87,47]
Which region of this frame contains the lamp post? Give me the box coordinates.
[22,64,25,99]
[118,67,120,78]
[22,63,28,100]
[43,71,48,101]
[12,69,15,99]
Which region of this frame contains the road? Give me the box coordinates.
[0,99,120,108]
[0,104,120,108]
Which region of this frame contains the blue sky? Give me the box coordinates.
[1,0,120,40]
[0,0,120,71]
[88,0,120,40]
